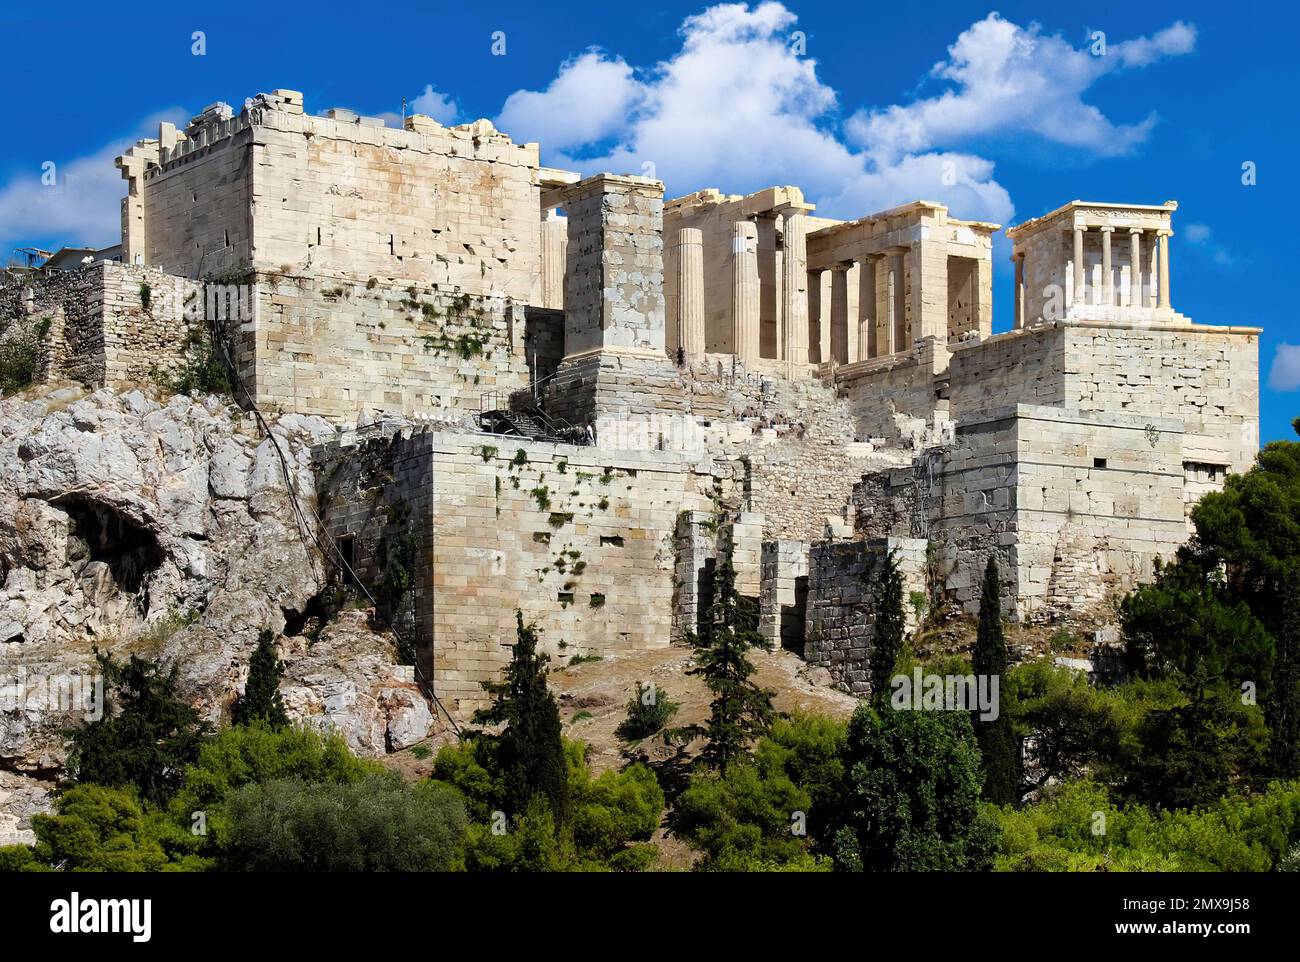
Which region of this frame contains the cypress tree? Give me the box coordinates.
[685,544,775,772]
[870,550,906,706]
[1268,563,1300,778]
[232,629,289,729]
[971,556,1018,805]
[474,611,569,822]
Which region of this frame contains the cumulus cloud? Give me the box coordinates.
[847,14,1195,163]
[0,109,187,253]
[484,4,1195,226]
[497,51,644,151]
[1182,221,1237,267]
[410,85,459,125]
[1268,344,1300,391]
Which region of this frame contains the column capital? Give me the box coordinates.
[1098,225,1116,233]
[1128,226,1144,235]
[1156,228,1174,237]
[883,244,909,256]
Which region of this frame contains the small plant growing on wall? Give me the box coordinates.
[513,449,528,468]
[531,486,551,511]
[139,282,152,314]
[479,445,498,463]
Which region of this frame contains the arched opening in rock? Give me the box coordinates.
[60,495,165,603]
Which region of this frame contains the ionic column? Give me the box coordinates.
[541,209,567,311]
[1148,235,1160,307]
[829,262,851,364]
[1100,226,1114,307]
[1157,229,1172,309]
[732,220,760,364]
[1013,252,1025,330]
[885,248,907,354]
[1072,225,1085,308]
[1128,229,1142,307]
[782,212,809,370]
[677,228,705,357]
[858,255,877,358]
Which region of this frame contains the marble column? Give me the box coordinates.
[1013,252,1025,330]
[1128,229,1142,308]
[1148,234,1160,307]
[1157,229,1172,309]
[829,262,851,364]
[541,209,567,311]
[732,220,760,364]
[885,249,907,354]
[858,255,877,358]
[1072,225,1085,308]
[677,227,705,357]
[782,212,809,370]
[1100,226,1114,307]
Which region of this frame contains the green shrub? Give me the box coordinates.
[0,326,40,395]
[220,772,467,871]
[615,682,679,742]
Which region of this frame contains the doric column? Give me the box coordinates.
[541,209,567,311]
[1157,229,1172,309]
[1072,225,1085,308]
[858,255,877,358]
[677,228,705,357]
[1128,229,1142,307]
[1100,226,1114,307]
[829,262,851,364]
[885,248,907,354]
[1013,252,1025,330]
[781,212,809,370]
[732,220,760,364]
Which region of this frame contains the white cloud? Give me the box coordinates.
[484,5,1195,227]
[847,14,1195,164]
[1269,344,1300,391]
[1182,221,1237,267]
[411,85,459,125]
[0,109,186,252]
[496,51,644,151]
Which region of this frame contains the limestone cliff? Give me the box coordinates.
[0,384,441,844]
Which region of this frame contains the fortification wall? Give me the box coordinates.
[1063,323,1258,475]
[234,272,545,421]
[318,430,736,716]
[947,325,1067,418]
[0,263,199,389]
[835,338,946,441]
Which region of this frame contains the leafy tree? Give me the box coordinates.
[971,557,1018,805]
[67,651,209,807]
[869,550,905,705]
[231,630,289,729]
[220,772,467,871]
[24,784,207,872]
[1006,661,1120,800]
[995,778,1300,872]
[434,736,664,871]
[673,712,845,870]
[832,705,998,872]
[1118,681,1268,810]
[473,611,569,823]
[680,547,775,772]
[615,681,679,742]
[168,723,382,849]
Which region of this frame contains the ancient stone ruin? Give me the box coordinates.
[0,89,1260,716]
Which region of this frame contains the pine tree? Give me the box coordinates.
[474,611,569,822]
[67,650,208,806]
[232,629,289,729]
[870,550,905,706]
[1268,563,1300,778]
[684,545,775,772]
[971,556,1018,805]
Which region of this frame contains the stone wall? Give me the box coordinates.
[804,536,927,694]
[0,262,200,390]
[318,429,737,716]
[232,272,535,422]
[125,93,549,303]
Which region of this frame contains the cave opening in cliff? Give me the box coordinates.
[60,496,165,599]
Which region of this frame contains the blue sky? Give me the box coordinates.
[1,0,1296,442]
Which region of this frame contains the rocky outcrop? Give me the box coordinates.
[0,384,441,833]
